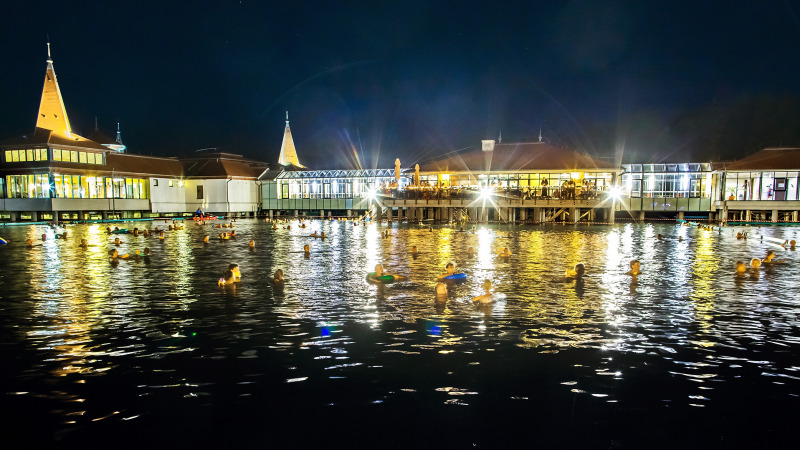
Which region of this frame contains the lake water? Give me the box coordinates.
[1,219,799,448]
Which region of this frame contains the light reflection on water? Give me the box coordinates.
[1,219,800,446]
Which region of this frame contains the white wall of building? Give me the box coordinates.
[149,177,186,213]
[184,178,259,215]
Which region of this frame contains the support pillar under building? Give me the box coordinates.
[772,209,779,223]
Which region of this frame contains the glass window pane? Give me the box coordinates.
[79,152,88,164]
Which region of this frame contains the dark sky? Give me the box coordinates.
[2,1,800,168]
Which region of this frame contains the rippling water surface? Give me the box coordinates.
[1,219,799,448]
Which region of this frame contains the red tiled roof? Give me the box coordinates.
[723,148,800,171]
[418,142,617,173]
[182,153,269,179]
[106,153,184,177]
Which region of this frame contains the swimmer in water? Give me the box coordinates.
[435,282,447,299]
[791,240,797,250]
[763,250,777,263]
[438,262,456,280]
[626,259,641,276]
[41,234,47,242]
[467,247,475,258]
[203,235,209,243]
[735,261,747,276]
[498,247,511,257]
[411,245,419,256]
[273,269,285,283]
[304,244,310,257]
[320,231,326,239]
[472,280,494,304]
[143,248,151,256]
[565,263,585,280]
[367,263,408,282]
[750,258,761,271]
[114,237,123,246]
[657,234,663,240]
[218,270,236,286]
[79,239,88,248]
[110,249,130,260]
[248,240,255,249]
[26,239,41,248]
[228,264,241,281]
[311,231,319,238]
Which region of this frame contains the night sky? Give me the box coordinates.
[2,1,800,168]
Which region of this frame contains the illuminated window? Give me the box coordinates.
[169,179,174,187]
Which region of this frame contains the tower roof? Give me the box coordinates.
[35,42,91,143]
[278,111,304,168]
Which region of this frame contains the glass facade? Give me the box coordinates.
[621,164,712,199]
[723,172,799,201]
[3,174,148,199]
[276,170,397,199]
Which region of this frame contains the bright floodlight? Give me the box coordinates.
[480,186,493,200]
[367,189,378,201]
[608,185,623,200]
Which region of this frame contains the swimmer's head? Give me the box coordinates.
[274,269,284,282]
[445,262,455,274]
[750,258,761,269]
[249,240,255,248]
[574,263,585,277]
[435,282,447,296]
[26,239,33,246]
[80,239,88,247]
[482,279,492,292]
[203,235,209,243]
[411,245,418,253]
[735,261,747,273]
[502,247,509,256]
[114,237,121,244]
[41,234,46,241]
[468,247,475,255]
[657,234,663,240]
[143,248,150,256]
[374,264,384,276]
[630,259,640,269]
[111,249,119,258]
[792,240,797,249]
[304,244,310,253]
[222,270,235,284]
[765,250,775,262]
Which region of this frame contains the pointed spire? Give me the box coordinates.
[538,127,543,142]
[278,111,304,168]
[116,122,124,145]
[498,129,502,144]
[94,116,99,131]
[36,40,73,138]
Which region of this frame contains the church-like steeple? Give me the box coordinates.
[36,41,75,138]
[278,111,304,167]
